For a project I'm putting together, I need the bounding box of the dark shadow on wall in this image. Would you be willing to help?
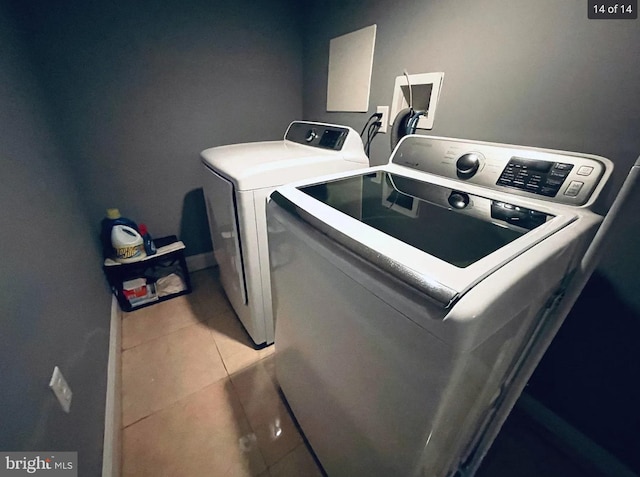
[180,188,213,257]
[527,271,640,473]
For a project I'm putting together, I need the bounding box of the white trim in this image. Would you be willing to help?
[517,392,637,477]
[186,251,216,272]
[102,296,121,477]
[390,72,444,130]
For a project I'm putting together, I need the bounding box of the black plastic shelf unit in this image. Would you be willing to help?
[103,235,192,312]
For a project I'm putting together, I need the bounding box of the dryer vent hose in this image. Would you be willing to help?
[390,108,425,150]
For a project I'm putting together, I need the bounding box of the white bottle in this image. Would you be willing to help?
[111,225,146,263]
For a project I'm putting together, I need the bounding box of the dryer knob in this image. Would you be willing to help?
[456,153,483,179]
[448,191,470,209]
[305,128,318,143]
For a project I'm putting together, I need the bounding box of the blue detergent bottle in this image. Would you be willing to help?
[100,208,139,259]
[138,223,157,256]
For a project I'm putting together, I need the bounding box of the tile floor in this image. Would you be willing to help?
[121,268,323,477]
[121,267,606,477]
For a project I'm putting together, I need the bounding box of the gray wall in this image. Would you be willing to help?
[299,0,640,470]
[9,0,303,256]
[1,0,303,471]
[302,0,640,204]
[0,6,110,474]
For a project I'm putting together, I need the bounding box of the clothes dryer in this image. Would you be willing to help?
[201,121,369,345]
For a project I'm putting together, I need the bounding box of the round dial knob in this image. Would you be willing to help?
[305,128,318,143]
[448,191,470,209]
[456,153,483,179]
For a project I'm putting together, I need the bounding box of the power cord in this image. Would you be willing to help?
[360,112,382,137]
[360,112,383,158]
[365,120,381,157]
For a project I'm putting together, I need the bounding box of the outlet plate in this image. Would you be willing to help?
[49,366,72,413]
[376,106,389,134]
[390,72,444,130]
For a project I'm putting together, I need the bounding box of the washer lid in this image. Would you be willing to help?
[271,168,582,307]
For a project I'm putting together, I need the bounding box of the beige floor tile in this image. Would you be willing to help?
[209,310,257,358]
[122,268,322,477]
[252,409,302,467]
[228,358,304,468]
[191,278,235,320]
[122,294,202,350]
[189,267,222,290]
[122,379,266,477]
[259,345,275,361]
[259,350,278,387]
[223,346,263,375]
[122,321,226,426]
[268,443,324,477]
[220,343,274,375]
[230,359,286,430]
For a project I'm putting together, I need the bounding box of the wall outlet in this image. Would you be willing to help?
[49,366,72,413]
[376,105,389,134]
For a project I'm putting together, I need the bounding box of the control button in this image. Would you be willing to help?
[553,162,573,171]
[545,177,563,187]
[305,128,318,143]
[456,153,483,179]
[540,186,558,197]
[448,191,470,209]
[577,166,594,176]
[564,181,584,197]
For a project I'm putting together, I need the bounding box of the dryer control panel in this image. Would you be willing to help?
[285,122,349,151]
[391,135,612,207]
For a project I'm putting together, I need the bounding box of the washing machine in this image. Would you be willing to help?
[266,134,636,476]
[200,121,369,346]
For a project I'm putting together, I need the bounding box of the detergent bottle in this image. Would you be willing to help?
[100,208,139,259]
[111,225,146,263]
[138,223,157,256]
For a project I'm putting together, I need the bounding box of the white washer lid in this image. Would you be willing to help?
[201,140,358,191]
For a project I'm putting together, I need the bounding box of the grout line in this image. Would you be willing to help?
[121,377,231,430]
[120,320,200,352]
[121,270,290,475]
[120,306,232,352]
[120,314,232,429]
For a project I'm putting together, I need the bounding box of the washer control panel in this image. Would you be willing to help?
[391,135,611,206]
[496,157,576,197]
[285,122,349,150]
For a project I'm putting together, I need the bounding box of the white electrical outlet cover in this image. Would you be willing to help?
[49,366,72,413]
[377,105,389,134]
[390,72,444,130]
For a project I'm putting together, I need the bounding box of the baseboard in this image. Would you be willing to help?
[186,251,216,272]
[517,392,638,477]
[102,296,122,477]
